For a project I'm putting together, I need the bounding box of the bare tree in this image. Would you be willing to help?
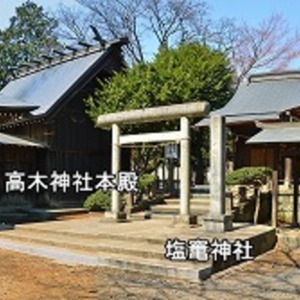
[229,14,300,84]
[56,0,209,63]
[57,0,148,62]
[55,1,300,83]
[144,0,207,46]
[55,3,96,42]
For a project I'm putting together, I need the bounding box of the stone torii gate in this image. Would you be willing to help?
[97,102,209,224]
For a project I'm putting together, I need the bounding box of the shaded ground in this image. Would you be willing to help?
[0,241,300,300]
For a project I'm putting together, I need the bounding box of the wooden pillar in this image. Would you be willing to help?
[291,155,299,228]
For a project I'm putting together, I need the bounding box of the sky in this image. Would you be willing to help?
[2,0,300,29]
[1,0,300,66]
[209,0,300,27]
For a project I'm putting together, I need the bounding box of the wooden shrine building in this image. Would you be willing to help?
[196,71,300,180]
[0,38,128,207]
[196,71,300,227]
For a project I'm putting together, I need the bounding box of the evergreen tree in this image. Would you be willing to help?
[0,0,60,87]
[87,43,234,182]
[87,43,233,122]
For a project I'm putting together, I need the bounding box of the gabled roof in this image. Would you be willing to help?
[195,71,300,126]
[0,39,127,119]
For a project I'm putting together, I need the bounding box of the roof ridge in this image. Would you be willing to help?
[249,70,300,83]
[9,38,128,81]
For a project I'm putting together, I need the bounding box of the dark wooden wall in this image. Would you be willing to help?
[0,47,129,207]
[0,145,45,205]
[230,122,280,175]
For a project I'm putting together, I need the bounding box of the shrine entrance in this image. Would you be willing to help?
[96,102,209,224]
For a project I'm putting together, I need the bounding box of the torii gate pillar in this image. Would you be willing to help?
[104,123,127,220]
[203,115,233,232]
[177,116,196,224]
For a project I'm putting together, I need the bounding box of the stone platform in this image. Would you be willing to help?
[0,214,277,281]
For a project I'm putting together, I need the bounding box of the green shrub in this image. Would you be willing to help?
[136,173,158,201]
[226,167,272,186]
[83,190,111,211]
[138,173,157,190]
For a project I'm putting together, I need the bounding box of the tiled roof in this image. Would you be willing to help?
[195,71,300,126]
[0,39,126,117]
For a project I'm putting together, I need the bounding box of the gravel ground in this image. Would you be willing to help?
[0,242,299,300]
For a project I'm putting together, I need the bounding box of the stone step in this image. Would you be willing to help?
[190,185,210,194]
[150,213,178,220]
[0,230,164,260]
[150,213,205,226]
[191,194,210,199]
[0,238,211,281]
[10,225,166,245]
[190,194,210,199]
[164,199,210,206]
[0,219,277,281]
[151,204,208,215]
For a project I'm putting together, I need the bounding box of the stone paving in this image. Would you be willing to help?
[9,214,273,241]
[0,214,277,281]
[1,246,300,299]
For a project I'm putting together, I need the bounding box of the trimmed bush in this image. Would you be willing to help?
[136,173,157,201]
[83,190,111,211]
[138,173,157,190]
[226,167,272,186]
